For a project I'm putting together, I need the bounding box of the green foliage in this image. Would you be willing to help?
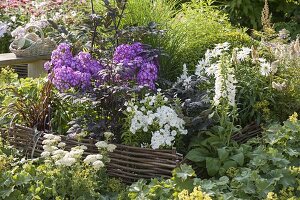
[127,164,212,200]
[106,0,252,81]
[0,73,51,131]
[127,115,300,199]
[121,0,177,29]
[0,161,104,199]
[163,1,252,80]
[186,134,250,177]
[0,35,11,54]
[49,92,98,135]
[0,137,122,199]
[219,0,300,36]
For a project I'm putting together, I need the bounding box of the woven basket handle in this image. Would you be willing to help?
[25,25,45,42]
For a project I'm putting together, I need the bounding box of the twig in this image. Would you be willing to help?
[90,0,97,54]
[114,0,128,47]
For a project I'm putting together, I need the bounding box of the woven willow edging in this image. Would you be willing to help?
[1,124,183,183]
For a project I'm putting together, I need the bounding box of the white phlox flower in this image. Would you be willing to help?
[126,93,187,149]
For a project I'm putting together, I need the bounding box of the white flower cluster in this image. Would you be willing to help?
[195,42,231,76]
[41,134,109,170]
[126,93,187,149]
[176,64,192,89]
[236,47,252,62]
[213,62,237,106]
[0,22,8,38]
[195,42,237,106]
[95,140,117,152]
[83,154,104,170]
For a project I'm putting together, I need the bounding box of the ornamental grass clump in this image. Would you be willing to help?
[123,91,187,149]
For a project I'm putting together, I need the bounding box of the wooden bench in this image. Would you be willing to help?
[0,53,50,78]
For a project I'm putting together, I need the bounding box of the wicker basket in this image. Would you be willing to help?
[1,124,183,183]
[9,25,56,57]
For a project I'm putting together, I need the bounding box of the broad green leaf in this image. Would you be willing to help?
[206,157,221,176]
[185,148,210,162]
[223,160,237,170]
[230,153,244,166]
[217,147,229,162]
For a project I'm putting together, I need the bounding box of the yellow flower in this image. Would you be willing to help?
[289,112,298,123]
[178,189,189,200]
[177,186,212,200]
[266,192,278,200]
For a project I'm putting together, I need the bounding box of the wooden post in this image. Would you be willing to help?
[28,60,47,78]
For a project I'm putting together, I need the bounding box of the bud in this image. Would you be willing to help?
[231,48,238,64]
[272,81,286,91]
[270,60,279,75]
[293,37,300,55]
[251,45,258,64]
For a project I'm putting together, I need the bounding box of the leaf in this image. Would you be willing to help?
[173,164,196,180]
[217,176,230,186]
[217,147,229,162]
[0,186,15,199]
[230,153,244,166]
[223,160,237,170]
[185,148,210,162]
[206,157,221,176]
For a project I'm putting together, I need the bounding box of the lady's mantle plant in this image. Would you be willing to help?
[0,131,117,199]
[123,91,187,149]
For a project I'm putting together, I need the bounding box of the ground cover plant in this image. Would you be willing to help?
[0,0,299,199]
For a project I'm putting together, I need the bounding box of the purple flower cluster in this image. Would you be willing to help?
[46,42,159,91]
[45,43,103,91]
[113,42,158,89]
